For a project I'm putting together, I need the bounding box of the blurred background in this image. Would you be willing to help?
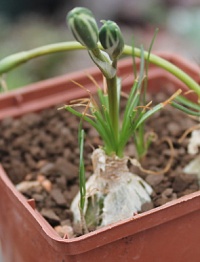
[0,0,200,90]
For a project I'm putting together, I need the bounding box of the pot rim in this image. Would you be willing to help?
[0,52,199,120]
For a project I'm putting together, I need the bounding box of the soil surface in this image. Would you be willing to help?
[0,93,199,238]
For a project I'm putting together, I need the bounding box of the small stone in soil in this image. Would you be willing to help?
[146,174,164,187]
[141,201,154,212]
[178,188,197,197]
[55,158,78,180]
[63,185,79,202]
[50,188,67,206]
[41,179,52,192]
[55,176,67,190]
[41,208,60,223]
[61,219,72,227]
[6,160,28,184]
[16,181,41,193]
[189,183,199,190]
[32,193,44,202]
[172,173,195,192]
[39,159,78,181]
[63,210,74,221]
[36,160,48,169]
[54,225,74,238]
[167,122,180,136]
[40,162,55,175]
[161,188,173,198]
[154,197,170,206]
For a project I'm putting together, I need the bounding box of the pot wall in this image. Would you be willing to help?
[0,53,199,120]
[1,54,200,262]
[1,163,200,262]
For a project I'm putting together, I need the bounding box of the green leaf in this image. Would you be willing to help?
[78,125,86,210]
[171,101,200,116]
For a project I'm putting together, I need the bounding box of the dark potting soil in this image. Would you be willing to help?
[0,93,199,237]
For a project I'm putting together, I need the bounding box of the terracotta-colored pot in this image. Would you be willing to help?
[1,54,200,262]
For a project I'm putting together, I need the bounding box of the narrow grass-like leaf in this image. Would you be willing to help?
[171,101,200,116]
[173,95,200,111]
[144,28,159,92]
[64,106,114,152]
[120,46,145,136]
[118,46,146,156]
[118,90,140,154]
[135,103,163,129]
[133,46,146,157]
[78,124,86,210]
[92,106,117,152]
[131,37,137,79]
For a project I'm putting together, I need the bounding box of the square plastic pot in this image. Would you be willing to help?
[1,54,200,262]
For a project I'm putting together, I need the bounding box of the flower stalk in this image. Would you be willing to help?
[106,76,119,151]
[0,43,199,96]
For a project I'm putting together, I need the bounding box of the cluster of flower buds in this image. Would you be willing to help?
[67,7,124,61]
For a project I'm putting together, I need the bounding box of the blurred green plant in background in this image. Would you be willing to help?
[0,15,75,90]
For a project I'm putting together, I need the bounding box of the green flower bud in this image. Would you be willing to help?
[99,20,124,60]
[67,7,99,50]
